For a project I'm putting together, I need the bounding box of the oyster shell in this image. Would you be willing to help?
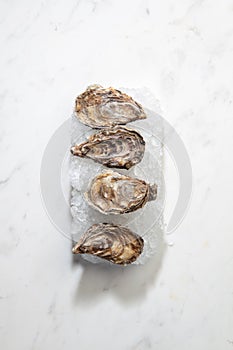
[70,126,145,169]
[85,171,157,214]
[72,223,144,265]
[75,85,147,128]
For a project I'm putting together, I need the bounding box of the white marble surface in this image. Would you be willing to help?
[0,1,233,349]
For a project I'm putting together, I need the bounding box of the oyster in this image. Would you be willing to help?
[70,126,145,169]
[72,223,144,265]
[75,85,147,128]
[85,171,157,214]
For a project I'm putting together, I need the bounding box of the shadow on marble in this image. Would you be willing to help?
[71,231,166,307]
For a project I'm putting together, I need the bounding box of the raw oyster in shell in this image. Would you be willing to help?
[70,126,145,169]
[75,85,147,128]
[85,171,157,215]
[72,223,144,265]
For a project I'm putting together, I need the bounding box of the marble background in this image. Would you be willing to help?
[0,0,233,349]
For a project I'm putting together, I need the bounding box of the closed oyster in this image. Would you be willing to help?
[72,223,144,265]
[85,171,157,214]
[70,126,145,169]
[75,85,147,128]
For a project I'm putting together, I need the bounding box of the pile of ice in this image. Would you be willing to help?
[70,88,164,265]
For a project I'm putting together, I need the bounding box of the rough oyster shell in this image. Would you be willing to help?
[72,223,144,265]
[70,126,145,169]
[75,85,147,128]
[85,171,157,215]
